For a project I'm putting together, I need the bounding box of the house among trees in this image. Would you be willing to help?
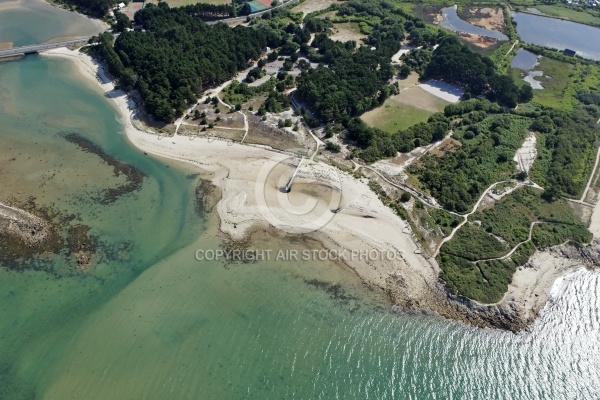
[563,48,577,57]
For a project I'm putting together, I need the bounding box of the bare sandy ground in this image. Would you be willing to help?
[329,22,366,44]
[466,7,505,33]
[590,204,600,238]
[391,44,416,64]
[418,80,463,103]
[514,131,537,173]
[0,41,13,50]
[42,46,600,330]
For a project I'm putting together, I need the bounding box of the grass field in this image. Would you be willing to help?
[361,86,449,133]
[519,56,600,110]
[528,57,574,109]
[527,4,600,26]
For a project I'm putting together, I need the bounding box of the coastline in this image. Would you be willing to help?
[42,46,600,331]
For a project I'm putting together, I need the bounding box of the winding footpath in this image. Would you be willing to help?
[474,221,543,263]
[580,128,600,202]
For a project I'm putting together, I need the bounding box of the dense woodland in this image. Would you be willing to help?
[423,36,533,108]
[92,2,280,121]
[296,0,430,123]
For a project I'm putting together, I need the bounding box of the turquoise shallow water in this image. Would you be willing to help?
[0,6,599,400]
[0,0,104,47]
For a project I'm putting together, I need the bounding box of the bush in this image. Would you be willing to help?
[325,141,341,152]
[400,192,412,202]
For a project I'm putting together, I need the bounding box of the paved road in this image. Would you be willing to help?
[0,38,90,59]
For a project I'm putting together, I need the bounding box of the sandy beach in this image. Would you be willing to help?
[43,47,600,330]
[0,0,22,11]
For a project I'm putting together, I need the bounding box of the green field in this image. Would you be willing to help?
[362,103,434,133]
[529,57,574,109]
[527,4,600,26]
[517,56,600,110]
[361,87,449,133]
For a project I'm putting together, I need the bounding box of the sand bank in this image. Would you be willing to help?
[43,46,600,331]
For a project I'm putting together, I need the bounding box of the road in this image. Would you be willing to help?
[0,38,90,59]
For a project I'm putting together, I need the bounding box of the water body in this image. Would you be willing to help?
[439,5,509,41]
[0,0,104,48]
[512,11,600,61]
[511,48,538,71]
[0,4,599,400]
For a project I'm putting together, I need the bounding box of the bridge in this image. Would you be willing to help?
[0,38,91,59]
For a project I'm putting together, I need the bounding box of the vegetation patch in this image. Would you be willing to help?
[409,114,530,212]
[439,187,592,303]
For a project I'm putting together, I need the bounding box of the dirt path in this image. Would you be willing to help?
[475,221,542,263]
[434,180,521,256]
[363,166,448,212]
[580,145,600,202]
[503,40,519,59]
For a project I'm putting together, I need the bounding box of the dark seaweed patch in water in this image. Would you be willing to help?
[195,179,220,215]
[304,279,359,303]
[63,133,146,204]
[66,225,97,269]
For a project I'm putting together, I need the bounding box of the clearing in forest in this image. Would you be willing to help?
[329,22,367,44]
[292,0,338,16]
[361,86,449,133]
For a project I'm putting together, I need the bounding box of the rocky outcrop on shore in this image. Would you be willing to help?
[548,239,600,266]
[0,202,50,246]
[388,240,600,332]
